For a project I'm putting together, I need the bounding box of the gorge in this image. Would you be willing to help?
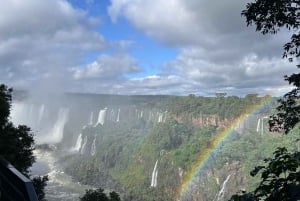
[10,92,299,201]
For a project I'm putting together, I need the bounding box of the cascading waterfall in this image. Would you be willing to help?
[158,113,163,123]
[95,108,107,126]
[214,174,231,201]
[80,136,87,155]
[11,102,70,144]
[38,108,69,144]
[116,108,120,122]
[71,133,82,152]
[140,111,143,118]
[90,135,96,156]
[150,160,158,187]
[256,118,261,133]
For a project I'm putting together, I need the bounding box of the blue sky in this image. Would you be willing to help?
[0,0,296,96]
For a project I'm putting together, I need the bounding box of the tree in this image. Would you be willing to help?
[241,0,300,134]
[229,1,300,200]
[0,84,47,200]
[79,188,121,201]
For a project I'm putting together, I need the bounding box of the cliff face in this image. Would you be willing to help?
[171,113,232,128]
[12,93,280,201]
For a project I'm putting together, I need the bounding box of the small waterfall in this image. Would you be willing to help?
[150,160,158,187]
[90,135,96,156]
[89,111,94,125]
[71,133,82,152]
[80,136,87,155]
[256,118,261,133]
[95,108,107,126]
[116,108,120,122]
[158,113,163,123]
[214,174,231,201]
[140,111,143,118]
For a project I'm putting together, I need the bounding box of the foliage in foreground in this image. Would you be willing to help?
[230,147,300,201]
[0,84,48,200]
[230,0,300,200]
[80,188,121,201]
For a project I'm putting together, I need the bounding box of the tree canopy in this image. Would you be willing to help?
[242,0,300,134]
[79,188,121,201]
[229,1,300,200]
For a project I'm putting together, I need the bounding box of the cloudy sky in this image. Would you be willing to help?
[0,0,296,96]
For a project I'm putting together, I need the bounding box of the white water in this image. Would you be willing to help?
[71,133,82,152]
[90,136,96,156]
[31,149,90,201]
[150,160,158,187]
[80,136,88,155]
[37,108,69,144]
[158,113,163,123]
[214,174,231,201]
[116,108,120,122]
[95,108,107,126]
[256,118,261,133]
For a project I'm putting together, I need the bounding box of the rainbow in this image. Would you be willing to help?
[178,96,272,200]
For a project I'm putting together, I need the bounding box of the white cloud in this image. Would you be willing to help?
[106,0,295,96]
[0,0,105,91]
[72,54,141,80]
[163,48,296,95]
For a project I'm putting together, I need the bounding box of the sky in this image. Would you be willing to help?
[0,0,297,96]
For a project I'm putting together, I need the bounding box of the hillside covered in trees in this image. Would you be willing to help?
[10,91,298,201]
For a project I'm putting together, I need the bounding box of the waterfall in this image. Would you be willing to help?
[40,108,69,144]
[116,108,120,122]
[158,113,163,123]
[256,118,261,133]
[150,160,158,187]
[95,108,107,126]
[140,111,143,118]
[38,104,45,125]
[214,174,231,201]
[90,135,96,156]
[80,136,88,155]
[71,133,82,152]
[89,111,94,125]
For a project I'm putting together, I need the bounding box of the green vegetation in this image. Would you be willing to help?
[63,94,288,201]
[229,0,300,200]
[80,188,121,201]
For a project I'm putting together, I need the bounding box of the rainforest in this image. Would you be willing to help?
[10,92,300,201]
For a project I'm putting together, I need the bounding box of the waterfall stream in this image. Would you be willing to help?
[214,174,231,201]
[150,160,158,187]
[90,135,96,156]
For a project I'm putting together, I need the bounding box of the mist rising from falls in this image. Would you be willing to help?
[38,108,69,144]
[89,112,94,125]
[150,160,158,187]
[11,102,70,144]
